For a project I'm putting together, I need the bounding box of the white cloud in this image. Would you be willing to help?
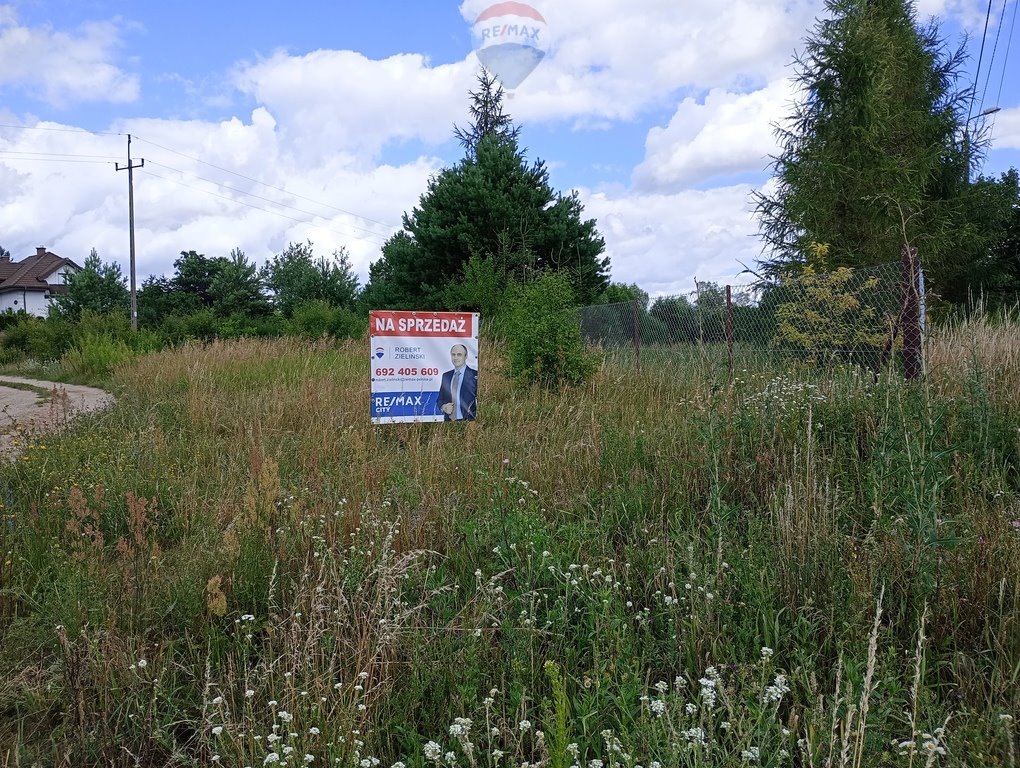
[0,7,138,106]
[0,113,436,281]
[991,106,1020,150]
[633,79,797,191]
[459,0,818,123]
[232,50,475,163]
[1,0,1015,301]
[581,185,761,296]
[914,0,989,27]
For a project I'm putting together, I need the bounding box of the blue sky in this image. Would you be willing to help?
[1,0,1018,297]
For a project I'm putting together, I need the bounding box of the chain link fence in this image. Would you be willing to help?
[579,256,927,378]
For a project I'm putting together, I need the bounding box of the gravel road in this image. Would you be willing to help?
[0,376,114,459]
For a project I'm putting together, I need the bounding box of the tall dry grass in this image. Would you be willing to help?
[1,324,1018,765]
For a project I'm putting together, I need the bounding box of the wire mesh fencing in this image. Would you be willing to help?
[579,256,928,378]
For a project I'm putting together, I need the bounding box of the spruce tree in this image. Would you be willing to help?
[453,70,521,156]
[365,73,608,309]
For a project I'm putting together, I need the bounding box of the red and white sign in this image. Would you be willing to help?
[369,310,480,424]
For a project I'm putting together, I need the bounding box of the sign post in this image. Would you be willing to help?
[369,310,480,424]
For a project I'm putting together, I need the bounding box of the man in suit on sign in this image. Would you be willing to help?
[437,343,477,421]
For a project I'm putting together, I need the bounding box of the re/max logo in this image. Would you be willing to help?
[480,24,541,42]
[374,395,425,411]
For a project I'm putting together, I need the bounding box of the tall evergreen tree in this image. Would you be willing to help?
[365,76,608,310]
[754,0,978,296]
[453,70,520,156]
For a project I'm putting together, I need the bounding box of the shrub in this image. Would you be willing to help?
[0,314,74,361]
[61,333,134,378]
[75,310,132,344]
[0,309,26,331]
[180,309,219,342]
[503,272,597,387]
[288,299,337,339]
[288,301,366,340]
[127,328,165,354]
[217,312,261,340]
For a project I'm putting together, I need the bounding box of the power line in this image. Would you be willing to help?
[137,167,388,247]
[0,122,118,136]
[131,134,399,234]
[0,150,120,161]
[0,155,113,165]
[978,0,1010,116]
[994,0,1019,110]
[969,0,996,123]
[146,159,393,243]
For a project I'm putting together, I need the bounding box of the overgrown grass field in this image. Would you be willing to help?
[1,317,1018,767]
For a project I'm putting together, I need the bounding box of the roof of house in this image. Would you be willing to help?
[0,247,81,293]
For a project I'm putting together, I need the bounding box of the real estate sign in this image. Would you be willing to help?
[369,310,480,424]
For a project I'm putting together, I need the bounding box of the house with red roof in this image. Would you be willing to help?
[0,247,81,317]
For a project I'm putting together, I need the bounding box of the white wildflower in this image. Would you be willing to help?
[762,673,790,706]
[449,718,472,738]
[683,727,706,745]
[423,741,443,761]
[699,676,717,710]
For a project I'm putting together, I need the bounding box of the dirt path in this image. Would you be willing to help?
[0,376,115,460]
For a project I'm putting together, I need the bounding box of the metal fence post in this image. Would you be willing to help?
[901,245,923,379]
[631,298,641,372]
[725,284,734,379]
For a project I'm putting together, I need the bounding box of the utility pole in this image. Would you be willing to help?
[964,106,1001,181]
[116,134,144,330]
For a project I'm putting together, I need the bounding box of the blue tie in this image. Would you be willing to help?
[452,369,461,419]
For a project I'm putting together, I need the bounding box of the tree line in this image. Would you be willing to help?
[4,0,1020,370]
